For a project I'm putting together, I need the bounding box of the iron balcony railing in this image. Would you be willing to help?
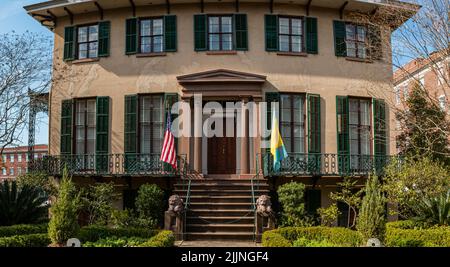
[261,152,397,177]
[32,153,187,177]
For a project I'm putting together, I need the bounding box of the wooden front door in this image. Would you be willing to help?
[208,117,236,174]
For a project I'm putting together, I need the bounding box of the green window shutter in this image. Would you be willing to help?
[265,14,278,51]
[125,18,138,55]
[373,99,387,156]
[333,21,347,57]
[368,25,382,60]
[164,15,177,52]
[60,100,73,155]
[336,96,349,174]
[124,95,138,172]
[306,189,321,217]
[96,97,110,172]
[234,14,248,51]
[306,17,318,54]
[63,26,76,61]
[194,14,207,51]
[308,94,321,154]
[98,21,111,57]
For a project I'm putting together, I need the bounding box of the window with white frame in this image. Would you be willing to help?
[77,25,99,59]
[395,87,401,105]
[9,168,14,176]
[403,85,409,100]
[18,154,22,163]
[18,167,22,175]
[9,154,14,163]
[140,18,164,53]
[345,24,367,59]
[1,168,6,176]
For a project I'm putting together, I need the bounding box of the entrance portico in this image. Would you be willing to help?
[177,69,266,177]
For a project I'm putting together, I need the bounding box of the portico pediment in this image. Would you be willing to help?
[177,69,266,84]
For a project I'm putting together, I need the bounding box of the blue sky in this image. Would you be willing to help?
[0,0,51,146]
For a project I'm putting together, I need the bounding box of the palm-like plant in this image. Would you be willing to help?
[414,189,450,226]
[0,180,49,226]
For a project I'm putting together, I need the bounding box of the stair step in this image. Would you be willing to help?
[185,232,254,241]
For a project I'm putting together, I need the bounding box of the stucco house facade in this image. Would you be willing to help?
[26,0,418,240]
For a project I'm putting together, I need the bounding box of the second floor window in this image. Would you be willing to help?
[345,24,367,59]
[139,95,164,154]
[9,168,14,176]
[75,99,96,155]
[208,16,233,51]
[10,155,14,163]
[140,18,164,53]
[278,17,303,53]
[349,98,371,157]
[280,94,306,153]
[78,25,99,59]
[1,168,5,176]
[18,154,22,162]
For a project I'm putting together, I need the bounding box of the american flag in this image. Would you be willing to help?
[160,112,177,169]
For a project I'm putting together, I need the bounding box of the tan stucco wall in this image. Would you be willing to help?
[49,3,396,157]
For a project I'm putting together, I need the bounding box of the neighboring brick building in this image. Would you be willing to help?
[0,145,48,182]
[393,51,450,111]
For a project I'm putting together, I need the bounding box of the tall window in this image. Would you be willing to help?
[140,18,163,53]
[280,94,306,153]
[77,25,98,59]
[139,95,164,154]
[349,99,371,158]
[75,99,96,155]
[9,168,14,176]
[279,17,303,53]
[345,24,366,59]
[10,154,14,163]
[208,16,233,51]
[1,168,6,176]
[18,154,22,163]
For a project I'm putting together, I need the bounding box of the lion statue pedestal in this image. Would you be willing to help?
[255,195,276,243]
[164,195,185,241]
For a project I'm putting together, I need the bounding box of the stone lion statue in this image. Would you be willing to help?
[167,195,184,214]
[256,195,273,216]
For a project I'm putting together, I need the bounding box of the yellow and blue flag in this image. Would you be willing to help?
[270,109,288,172]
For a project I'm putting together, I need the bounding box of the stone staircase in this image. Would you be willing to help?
[173,175,269,241]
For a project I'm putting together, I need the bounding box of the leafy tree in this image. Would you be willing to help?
[0,180,48,226]
[17,171,58,198]
[277,182,312,227]
[135,184,164,228]
[383,157,450,219]
[48,168,80,245]
[317,204,341,227]
[81,182,117,225]
[330,177,364,228]
[357,175,386,241]
[396,84,450,165]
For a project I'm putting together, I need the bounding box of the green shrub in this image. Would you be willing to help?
[0,180,49,226]
[386,226,450,247]
[48,168,80,245]
[292,237,339,247]
[83,236,148,247]
[317,204,340,227]
[77,225,158,243]
[80,182,117,226]
[261,231,292,247]
[135,184,165,228]
[386,220,427,230]
[262,227,363,247]
[0,224,47,238]
[357,175,386,241]
[0,233,50,247]
[139,230,175,247]
[277,182,311,227]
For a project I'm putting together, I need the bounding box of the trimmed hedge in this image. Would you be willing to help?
[0,233,50,247]
[77,225,159,243]
[139,230,175,247]
[262,227,363,247]
[0,224,48,238]
[386,226,450,247]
